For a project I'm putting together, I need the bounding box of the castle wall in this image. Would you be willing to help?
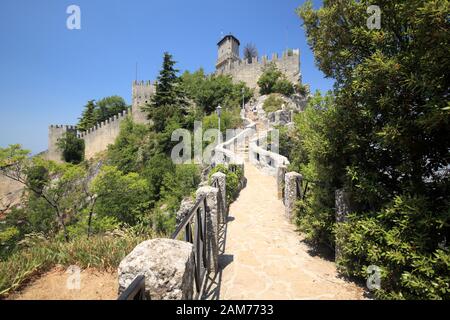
[216,49,301,90]
[79,109,130,160]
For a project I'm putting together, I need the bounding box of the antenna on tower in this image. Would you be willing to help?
[285,27,288,50]
[135,62,138,81]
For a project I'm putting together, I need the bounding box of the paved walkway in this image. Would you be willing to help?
[219,161,365,300]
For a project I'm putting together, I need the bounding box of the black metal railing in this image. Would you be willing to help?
[171,194,209,297]
[211,176,227,223]
[118,175,228,300]
[117,275,147,300]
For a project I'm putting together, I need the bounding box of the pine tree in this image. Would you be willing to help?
[143,52,186,132]
[77,100,96,131]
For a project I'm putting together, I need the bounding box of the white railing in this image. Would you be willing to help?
[213,113,257,166]
[249,129,290,176]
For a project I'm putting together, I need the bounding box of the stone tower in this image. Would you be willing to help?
[47,125,77,162]
[131,80,155,124]
[216,34,241,73]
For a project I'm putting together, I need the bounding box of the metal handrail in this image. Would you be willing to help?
[171,194,209,296]
[119,175,228,300]
[117,275,147,300]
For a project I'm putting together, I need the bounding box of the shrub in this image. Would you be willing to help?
[90,166,151,225]
[336,195,450,300]
[263,94,284,113]
[56,132,84,164]
[257,62,295,97]
[181,70,253,114]
[107,117,154,173]
[208,164,242,203]
[273,78,295,96]
[258,63,283,95]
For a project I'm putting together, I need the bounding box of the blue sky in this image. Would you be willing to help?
[0,0,332,153]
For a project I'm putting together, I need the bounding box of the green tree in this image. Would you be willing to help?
[107,117,156,173]
[57,132,85,164]
[143,52,187,132]
[181,70,253,114]
[295,0,450,299]
[94,96,128,123]
[77,96,128,132]
[90,166,150,225]
[257,62,294,96]
[257,62,282,95]
[0,146,87,241]
[77,100,96,131]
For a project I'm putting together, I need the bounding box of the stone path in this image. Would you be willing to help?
[219,161,365,300]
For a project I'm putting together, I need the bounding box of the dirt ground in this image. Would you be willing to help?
[8,267,118,300]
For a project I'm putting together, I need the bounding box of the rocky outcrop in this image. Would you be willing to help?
[118,239,195,300]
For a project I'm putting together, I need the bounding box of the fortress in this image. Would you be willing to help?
[46,35,301,162]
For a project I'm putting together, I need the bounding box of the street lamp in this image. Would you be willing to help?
[241,87,245,110]
[216,105,222,144]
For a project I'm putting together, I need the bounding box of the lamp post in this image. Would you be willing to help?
[216,105,222,144]
[241,87,245,110]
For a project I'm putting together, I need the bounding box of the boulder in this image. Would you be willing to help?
[118,239,195,300]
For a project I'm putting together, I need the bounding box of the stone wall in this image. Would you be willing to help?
[216,49,301,90]
[78,109,131,160]
[47,84,152,161]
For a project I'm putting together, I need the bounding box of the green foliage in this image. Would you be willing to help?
[77,96,128,131]
[208,164,242,203]
[294,0,450,299]
[77,100,97,132]
[25,165,49,195]
[160,164,200,211]
[143,52,187,132]
[257,62,295,96]
[56,131,85,164]
[181,69,253,114]
[107,117,155,173]
[95,96,128,123]
[90,166,151,225]
[67,213,121,239]
[0,227,20,259]
[273,78,295,96]
[202,108,243,134]
[336,195,450,300]
[263,94,284,113]
[294,83,309,96]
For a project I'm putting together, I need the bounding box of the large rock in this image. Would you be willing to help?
[118,239,195,300]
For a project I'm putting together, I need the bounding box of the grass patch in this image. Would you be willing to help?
[0,233,145,297]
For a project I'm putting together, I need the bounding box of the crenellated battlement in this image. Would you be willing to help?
[49,124,77,130]
[218,49,300,73]
[77,108,131,139]
[216,48,301,90]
